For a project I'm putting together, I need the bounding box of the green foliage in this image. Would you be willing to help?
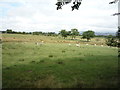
[32,31,58,36]
[67,31,72,36]
[4,29,32,34]
[82,30,95,41]
[116,26,120,39]
[71,28,79,39]
[105,35,118,47]
[116,27,120,57]
[33,32,42,35]
[6,29,13,33]
[59,29,68,39]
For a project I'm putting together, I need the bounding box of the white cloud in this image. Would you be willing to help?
[0,0,118,33]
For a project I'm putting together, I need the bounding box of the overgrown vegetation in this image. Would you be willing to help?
[105,35,118,47]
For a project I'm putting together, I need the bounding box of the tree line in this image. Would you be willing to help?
[2,29,58,36]
[1,28,119,47]
[59,29,95,41]
[2,29,95,41]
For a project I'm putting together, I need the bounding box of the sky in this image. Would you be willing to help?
[0,0,119,33]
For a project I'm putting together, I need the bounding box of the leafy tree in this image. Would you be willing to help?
[105,35,118,47]
[71,28,79,39]
[33,32,42,35]
[23,32,26,34]
[67,31,72,36]
[59,29,68,39]
[47,32,57,36]
[6,29,13,33]
[82,30,95,41]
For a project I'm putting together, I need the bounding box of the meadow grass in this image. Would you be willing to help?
[2,34,118,88]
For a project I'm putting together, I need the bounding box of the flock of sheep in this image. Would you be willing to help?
[34,41,112,48]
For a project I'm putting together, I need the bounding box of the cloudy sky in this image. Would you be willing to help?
[0,0,119,33]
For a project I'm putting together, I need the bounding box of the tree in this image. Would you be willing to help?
[6,29,13,34]
[23,32,26,34]
[109,0,119,4]
[55,0,82,11]
[71,28,79,39]
[67,31,72,36]
[105,35,118,47]
[109,0,120,57]
[59,29,68,39]
[82,30,95,41]
[33,32,42,35]
[109,0,120,16]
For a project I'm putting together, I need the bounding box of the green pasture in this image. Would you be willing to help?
[2,34,118,88]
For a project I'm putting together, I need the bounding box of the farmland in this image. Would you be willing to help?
[2,34,118,88]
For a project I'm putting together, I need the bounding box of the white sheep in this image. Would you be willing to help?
[101,45,103,47]
[76,44,80,47]
[68,43,71,46]
[86,44,89,45]
[36,41,44,46]
[94,44,96,46]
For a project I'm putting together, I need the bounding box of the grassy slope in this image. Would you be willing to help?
[2,34,118,88]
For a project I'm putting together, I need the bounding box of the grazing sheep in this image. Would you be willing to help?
[76,44,80,47]
[41,41,44,43]
[94,44,96,46]
[86,44,89,45]
[107,46,110,48]
[101,45,103,47]
[68,43,71,46]
[24,42,27,44]
[36,41,44,46]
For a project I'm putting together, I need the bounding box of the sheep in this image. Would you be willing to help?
[107,46,110,48]
[101,45,103,47]
[23,42,27,44]
[36,41,44,46]
[76,44,80,47]
[41,41,44,43]
[94,44,96,46]
[68,43,71,46]
[86,44,89,45]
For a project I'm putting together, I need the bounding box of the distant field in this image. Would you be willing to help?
[2,34,106,45]
[2,34,118,88]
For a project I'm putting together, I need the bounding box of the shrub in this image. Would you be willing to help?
[19,59,24,61]
[62,50,65,53]
[49,55,53,58]
[40,60,45,63]
[30,61,36,63]
[56,60,64,65]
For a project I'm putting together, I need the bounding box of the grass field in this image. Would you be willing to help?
[2,34,118,88]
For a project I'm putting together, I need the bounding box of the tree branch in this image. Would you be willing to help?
[109,0,119,4]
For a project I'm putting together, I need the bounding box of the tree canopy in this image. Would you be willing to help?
[59,29,68,39]
[71,28,79,39]
[82,30,95,41]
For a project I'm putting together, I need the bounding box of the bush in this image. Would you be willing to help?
[62,50,66,53]
[56,61,64,64]
[49,55,53,58]
[105,36,118,47]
